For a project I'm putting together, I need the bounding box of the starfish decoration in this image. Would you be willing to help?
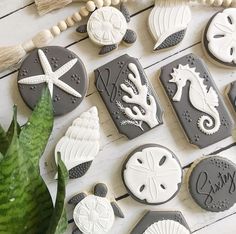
[18,49,82,98]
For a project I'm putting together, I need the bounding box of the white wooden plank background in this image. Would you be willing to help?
[0,1,236,234]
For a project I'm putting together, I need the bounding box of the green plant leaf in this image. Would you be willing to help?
[0,124,7,155]
[0,90,55,234]
[46,154,68,234]
[19,88,53,169]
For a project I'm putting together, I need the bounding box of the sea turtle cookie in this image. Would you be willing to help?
[203,8,236,68]
[160,53,234,149]
[122,144,183,205]
[76,3,136,55]
[149,0,191,51]
[95,54,163,140]
[68,183,124,234]
[188,156,236,212]
[131,211,191,234]
[55,107,100,179]
[227,81,236,112]
[17,46,88,116]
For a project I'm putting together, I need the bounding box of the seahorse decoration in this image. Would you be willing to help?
[169,64,221,135]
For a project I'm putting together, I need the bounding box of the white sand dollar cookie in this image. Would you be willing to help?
[203,8,236,68]
[76,4,137,55]
[122,144,183,205]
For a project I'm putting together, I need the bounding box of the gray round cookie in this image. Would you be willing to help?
[18,46,88,116]
[122,144,183,205]
[203,9,236,68]
[188,156,236,212]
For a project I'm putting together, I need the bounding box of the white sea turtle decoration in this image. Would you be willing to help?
[77,4,137,55]
[69,183,124,234]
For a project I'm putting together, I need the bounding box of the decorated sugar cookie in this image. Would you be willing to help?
[77,4,136,55]
[131,211,191,234]
[17,46,87,116]
[203,8,236,68]
[227,81,236,112]
[148,0,191,51]
[95,54,163,140]
[188,156,236,212]
[122,144,183,205]
[160,53,234,148]
[69,183,124,234]
[55,107,100,179]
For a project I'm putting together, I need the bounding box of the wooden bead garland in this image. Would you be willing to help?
[1,0,236,73]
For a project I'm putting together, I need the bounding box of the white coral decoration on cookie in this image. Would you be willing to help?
[120,63,159,128]
[18,49,81,98]
[73,195,114,234]
[207,8,236,64]
[144,220,190,234]
[55,107,100,172]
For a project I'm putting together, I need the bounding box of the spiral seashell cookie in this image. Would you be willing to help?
[55,106,100,179]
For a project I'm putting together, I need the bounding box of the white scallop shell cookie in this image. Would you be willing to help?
[122,144,183,205]
[204,8,236,68]
[144,220,190,234]
[55,106,100,179]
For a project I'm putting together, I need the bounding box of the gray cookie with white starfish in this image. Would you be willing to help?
[76,3,137,55]
[17,46,88,116]
[69,183,124,234]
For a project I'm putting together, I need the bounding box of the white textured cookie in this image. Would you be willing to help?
[122,144,183,205]
[203,8,236,69]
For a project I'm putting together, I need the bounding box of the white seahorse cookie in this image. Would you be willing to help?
[170,64,220,135]
[160,53,234,148]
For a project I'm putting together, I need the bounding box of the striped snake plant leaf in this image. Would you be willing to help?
[19,87,54,170]
[0,89,55,234]
[46,154,69,234]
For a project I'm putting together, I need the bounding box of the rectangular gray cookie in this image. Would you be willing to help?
[95,54,163,140]
[160,53,234,149]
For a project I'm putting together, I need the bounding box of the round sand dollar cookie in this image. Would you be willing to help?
[17,46,88,116]
[203,8,236,68]
[122,144,183,205]
[188,156,236,212]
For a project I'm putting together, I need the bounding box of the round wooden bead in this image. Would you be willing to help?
[94,0,104,8]
[86,1,96,12]
[58,21,67,31]
[80,6,89,17]
[51,26,61,36]
[103,0,112,5]
[72,12,82,22]
[66,17,75,27]
[213,0,223,5]
[111,0,120,5]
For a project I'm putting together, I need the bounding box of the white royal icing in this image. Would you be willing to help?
[148,0,191,50]
[87,6,127,46]
[206,8,236,64]
[123,146,182,204]
[73,195,114,234]
[18,49,81,98]
[55,106,100,172]
[118,63,159,129]
[170,64,221,135]
[143,220,190,234]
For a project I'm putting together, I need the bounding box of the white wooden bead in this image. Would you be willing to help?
[72,12,82,22]
[58,21,67,31]
[51,26,61,36]
[66,17,74,27]
[103,0,111,5]
[213,0,223,5]
[94,0,104,8]
[111,0,120,5]
[80,6,90,17]
[86,1,96,12]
